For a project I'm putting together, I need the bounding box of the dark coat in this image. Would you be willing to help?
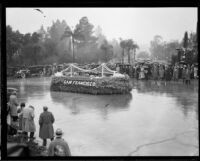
[185,69,191,80]
[164,68,172,81]
[39,111,55,139]
[48,138,71,156]
[153,67,158,80]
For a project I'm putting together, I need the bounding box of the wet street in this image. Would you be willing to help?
[7,77,199,156]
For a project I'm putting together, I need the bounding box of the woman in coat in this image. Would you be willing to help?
[139,66,145,80]
[152,64,159,85]
[39,106,55,146]
[159,65,164,80]
[185,66,191,85]
[182,66,186,84]
[22,105,36,139]
[173,66,179,81]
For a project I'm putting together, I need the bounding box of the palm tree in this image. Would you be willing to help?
[61,26,84,63]
[125,39,139,64]
[100,40,113,62]
[120,39,126,64]
[126,39,133,64]
[132,43,139,64]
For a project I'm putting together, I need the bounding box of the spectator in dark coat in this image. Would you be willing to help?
[178,65,183,79]
[18,102,25,131]
[164,65,172,83]
[39,106,55,146]
[152,64,158,81]
[182,65,186,84]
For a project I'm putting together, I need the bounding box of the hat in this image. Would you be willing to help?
[20,102,25,107]
[55,128,63,136]
[12,91,17,95]
[43,106,48,110]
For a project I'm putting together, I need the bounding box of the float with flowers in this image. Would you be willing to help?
[50,63,132,94]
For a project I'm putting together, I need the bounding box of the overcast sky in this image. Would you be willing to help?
[6,8,197,47]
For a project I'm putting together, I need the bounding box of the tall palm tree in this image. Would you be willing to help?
[125,39,139,64]
[100,40,113,62]
[132,43,139,64]
[126,39,134,64]
[120,39,126,64]
[61,26,84,63]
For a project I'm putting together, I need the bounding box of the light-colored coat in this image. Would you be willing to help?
[39,111,55,139]
[22,107,36,132]
[159,68,164,79]
[9,95,18,116]
[185,68,191,80]
[153,66,158,80]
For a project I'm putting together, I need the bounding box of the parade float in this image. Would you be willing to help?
[50,63,132,94]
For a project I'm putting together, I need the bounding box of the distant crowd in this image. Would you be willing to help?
[8,62,198,85]
[116,63,198,84]
[7,91,71,156]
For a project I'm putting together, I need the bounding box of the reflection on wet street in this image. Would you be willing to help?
[7,77,198,156]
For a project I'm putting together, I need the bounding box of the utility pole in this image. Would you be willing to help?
[72,37,75,63]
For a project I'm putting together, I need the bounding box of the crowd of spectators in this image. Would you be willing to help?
[7,92,71,156]
[117,63,198,84]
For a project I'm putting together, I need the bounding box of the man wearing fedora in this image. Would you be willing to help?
[48,128,71,156]
[39,106,55,146]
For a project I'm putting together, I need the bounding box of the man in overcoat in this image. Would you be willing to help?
[8,91,19,135]
[39,106,55,146]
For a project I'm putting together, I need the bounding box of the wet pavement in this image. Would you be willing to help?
[7,77,199,156]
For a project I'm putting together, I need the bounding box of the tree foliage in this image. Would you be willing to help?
[119,39,139,64]
[183,31,189,49]
[7,16,197,67]
[100,39,113,62]
[150,35,181,61]
[137,51,150,59]
[150,31,197,65]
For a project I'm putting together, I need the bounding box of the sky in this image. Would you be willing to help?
[6,8,198,48]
